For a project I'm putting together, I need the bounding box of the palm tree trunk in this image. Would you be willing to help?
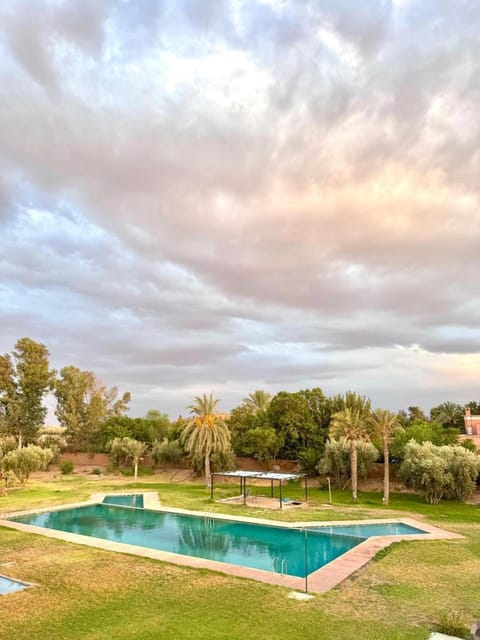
[351,442,358,502]
[383,438,390,505]
[204,452,211,488]
[134,459,138,483]
[18,431,23,449]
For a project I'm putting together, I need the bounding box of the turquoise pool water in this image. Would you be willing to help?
[10,506,427,579]
[102,494,144,508]
[311,522,425,538]
[11,505,361,578]
[0,575,28,595]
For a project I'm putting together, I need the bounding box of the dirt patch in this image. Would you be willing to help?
[218,495,306,510]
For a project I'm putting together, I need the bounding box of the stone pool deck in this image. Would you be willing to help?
[0,493,463,595]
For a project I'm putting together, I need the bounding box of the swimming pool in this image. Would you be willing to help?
[102,494,144,508]
[310,522,425,538]
[9,504,426,579]
[0,574,29,595]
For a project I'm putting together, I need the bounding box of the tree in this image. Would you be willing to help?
[267,391,315,458]
[1,445,53,484]
[152,438,183,468]
[391,420,459,460]
[407,406,428,423]
[55,366,131,451]
[319,439,379,488]
[400,441,480,504]
[368,408,403,505]
[242,390,272,413]
[122,437,147,482]
[98,415,168,451]
[0,338,55,447]
[329,408,372,501]
[109,437,147,482]
[430,402,465,431]
[180,393,231,487]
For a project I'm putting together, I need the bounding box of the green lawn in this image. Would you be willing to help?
[0,473,479,640]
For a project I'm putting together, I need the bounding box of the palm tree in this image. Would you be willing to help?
[368,409,403,505]
[181,393,231,488]
[243,390,272,413]
[330,408,371,501]
[121,437,147,483]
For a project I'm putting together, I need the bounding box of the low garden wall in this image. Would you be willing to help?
[59,452,299,472]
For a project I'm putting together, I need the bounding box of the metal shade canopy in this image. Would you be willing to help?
[210,470,308,509]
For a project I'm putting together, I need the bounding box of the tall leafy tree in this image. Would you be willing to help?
[368,408,403,505]
[181,393,231,487]
[55,365,130,451]
[242,390,272,413]
[267,391,315,457]
[0,338,55,447]
[430,402,465,431]
[329,408,371,501]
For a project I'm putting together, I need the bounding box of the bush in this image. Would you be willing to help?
[297,448,321,476]
[0,436,17,459]
[152,438,183,467]
[1,445,53,484]
[60,460,75,475]
[400,440,480,504]
[318,439,379,488]
[91,467,102,475]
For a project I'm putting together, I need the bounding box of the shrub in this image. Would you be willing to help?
[0,436,17,460]
[1,445,53,484]
[60,460,75,475]
[318,439,379,489]
[152,438,183,467]
[297,448,321,476]
[400,440,480,504]
[91,467,102,475]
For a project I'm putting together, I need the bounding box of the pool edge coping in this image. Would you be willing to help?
[0,492,464,595]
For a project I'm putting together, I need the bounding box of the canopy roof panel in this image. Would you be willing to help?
[212,470,304,481]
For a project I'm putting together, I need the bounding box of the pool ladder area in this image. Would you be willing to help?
[204,517,215,528]
[271,557,288,576]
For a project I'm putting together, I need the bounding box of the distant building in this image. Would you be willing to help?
[464,407,480,436]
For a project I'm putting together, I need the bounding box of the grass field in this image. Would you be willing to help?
[0,472,479,640]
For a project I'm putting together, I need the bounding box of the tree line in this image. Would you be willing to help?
[1,337,479,504]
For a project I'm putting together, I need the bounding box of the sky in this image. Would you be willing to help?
[1,0,480,420]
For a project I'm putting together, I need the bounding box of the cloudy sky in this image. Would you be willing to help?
[1,0,480,419]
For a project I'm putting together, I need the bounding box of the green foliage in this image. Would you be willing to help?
[0,337,55,445]
[242,390,272,413]
[55,365,131,452]
[266,388,331,458]
[391,420,460,460]
[297,447,321,476]
[0,435,17,458]
[109,437,148,481]
[400,440,480,504]
[1,445,53,483]
[151,438,183,467]
[244,426,283,463]
[98,415,169,451]
[459,438,477,452]
[91,467,102,475]
[430,401,465,431]
[60,460,75,475]
[181,393,232,486]
[319,438,379,488]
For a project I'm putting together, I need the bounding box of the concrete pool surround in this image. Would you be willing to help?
[0,492,462,594]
